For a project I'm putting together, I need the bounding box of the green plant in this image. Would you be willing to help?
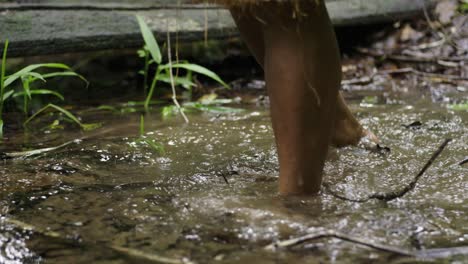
[162,93,244,118]
[460,0,468,13]
[24,104,101,131]
[7,64,87,115]
[135,114,165,154]
[0,40,8,137]
[136,15,229,122]
[0,39,94,136]
[448,101,468,111]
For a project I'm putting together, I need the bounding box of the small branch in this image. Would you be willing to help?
[166,24,189,124]
[111,246,194,264]
[342,68,468,87]
[409,38,445,50]
[1,139,79,160]
[265,229,414,257]
[265,229,468,259]
[324,139,451,203]
[357,48,468,63]
[460,157,468,166]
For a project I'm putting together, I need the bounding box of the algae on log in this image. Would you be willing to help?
[0,0,436,57]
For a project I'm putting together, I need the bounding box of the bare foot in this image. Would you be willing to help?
[358,129,381,150]
[331,93,379,148]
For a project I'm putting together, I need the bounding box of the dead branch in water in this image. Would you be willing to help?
[264,228,468,259]
[323,139,452,203]
[342,67,468,87]
[357,47,468,63]
[265,229,414,256]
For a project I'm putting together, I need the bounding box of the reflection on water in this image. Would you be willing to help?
[0,223,38,264]
[0,101,467,263]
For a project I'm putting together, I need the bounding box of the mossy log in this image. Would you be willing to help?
[0,0,436,57]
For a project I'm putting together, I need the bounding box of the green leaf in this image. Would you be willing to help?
[186,103,244,114]
[3,89,14,101]
[157,74,196,88]
[126,100,163,107]
[361,96,378,105]
[21,77,32,99]
[460,2,468,12]
[4,63,72,88]
[13,89,65,101]
[50,119,64,130]
[0,39,9,121]
[162,105,176,118]
[448,102,468,111]
[143,138,165,154]
[197,93,218,104]
[24,103,101,131]
[161,63,229,89]
[136,15,162,64]
[97,105,119,112]
[22,72,46,82]
[41,71,88,86]
[137,48,147,58]
[0,119,3,138]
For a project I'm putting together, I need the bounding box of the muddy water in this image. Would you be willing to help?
[0,101,467,263]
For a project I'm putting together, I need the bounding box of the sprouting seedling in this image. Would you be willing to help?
[135,15,229,122]
[135,114,165,154]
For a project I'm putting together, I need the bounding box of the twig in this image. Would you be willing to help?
[324,139,452,203]
[383,67,468,81]
[265,229,414,257]
[166,22,189,124]
[459,157,468,166]
[111,246,194,264]
[0,139,80,160]
[341,67,468,87]
[265,229,468,259]
[357,48,468,63]
[409,38,445,50]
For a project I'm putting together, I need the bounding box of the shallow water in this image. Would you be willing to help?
[0,99,467,263]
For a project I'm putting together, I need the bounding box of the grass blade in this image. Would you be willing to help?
[4,63,72,88]
[41,71,88,86]
[21,78,32,99]
[140,115,145,136]
[13,89,65,101]
[3,89,14,101]
[24,104,100,131]
[161,63,229,88]
[0,39,9,131]
[157,74,196,88]
[23,72,46,82]
[136,15,162,64]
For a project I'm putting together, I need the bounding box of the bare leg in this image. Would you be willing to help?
[230,7,367,148]
[233,2,339,194]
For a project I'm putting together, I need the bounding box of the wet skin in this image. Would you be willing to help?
[228,2,366,195]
